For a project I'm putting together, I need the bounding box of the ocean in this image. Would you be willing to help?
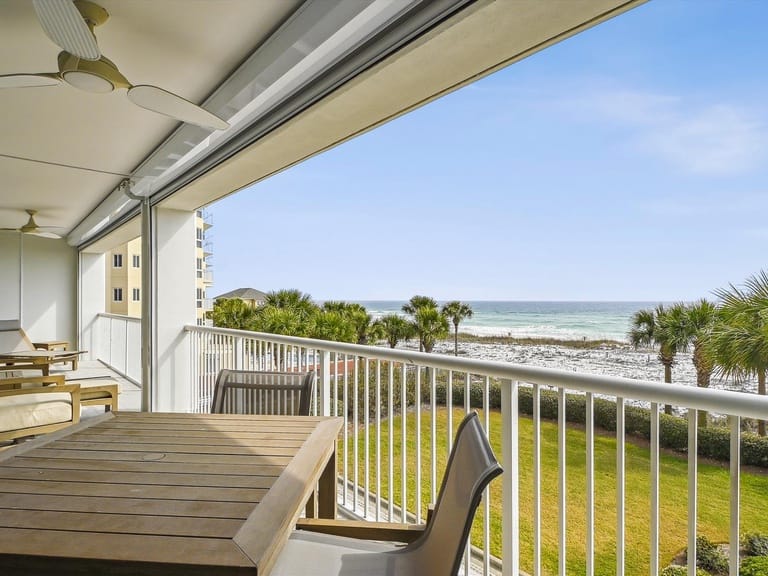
[356,301,657,342]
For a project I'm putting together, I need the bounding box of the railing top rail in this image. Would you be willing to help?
[98,313,142,322]
[186,325,768,420]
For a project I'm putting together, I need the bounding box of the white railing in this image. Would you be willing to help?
[185,325,768,576]
[96,313,141,384]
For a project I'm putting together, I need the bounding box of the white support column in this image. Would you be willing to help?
[79,251,106,361]
[152,207,196,412]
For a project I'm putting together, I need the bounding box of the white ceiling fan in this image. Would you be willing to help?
[0,210,65,239]
[0,0,229,131]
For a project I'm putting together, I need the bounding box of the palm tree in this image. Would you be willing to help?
[265,289,317,321]
[402,295,441,352]
[375,314,411,348]
[628,304,678,415]
[253,306,305,336]
[412,306,449,353]
[709,271,768,435]
[662,300,718,427]
[322,301,373,344]
[209,298,257,330]
[402,295,438,316]
[309,310,357,343]
[441,301,473,356]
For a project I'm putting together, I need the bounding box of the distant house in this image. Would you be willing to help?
[214,287,267,308]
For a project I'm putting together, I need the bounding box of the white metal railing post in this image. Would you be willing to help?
[729,416,741,576]
[502,379,519,576]
[319,349,331,416]
[234,336,244,370]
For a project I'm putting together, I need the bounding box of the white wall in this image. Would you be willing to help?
[0,233,77,344]
[0,232,21,320]
[79,251,106,360]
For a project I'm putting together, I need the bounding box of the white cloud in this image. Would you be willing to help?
[556,83,767,175]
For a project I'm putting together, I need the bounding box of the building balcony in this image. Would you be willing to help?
[112,324,761,576]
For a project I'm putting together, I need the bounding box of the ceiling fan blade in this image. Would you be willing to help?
[27,231,63,239]
[33,0,101,61]
[127,85,229,131]
[0,73,61,88]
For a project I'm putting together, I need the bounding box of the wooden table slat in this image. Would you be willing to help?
[0,467,278,489]
[5,456,285,477]
[0,509,242,538]
[47,440,301,456]
[0,493,254,518]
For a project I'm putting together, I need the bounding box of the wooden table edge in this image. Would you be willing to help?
[233,416,342,574]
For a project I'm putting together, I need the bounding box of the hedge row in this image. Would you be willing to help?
[434,382,768,468]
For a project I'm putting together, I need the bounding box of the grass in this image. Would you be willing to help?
[340,407,768,576]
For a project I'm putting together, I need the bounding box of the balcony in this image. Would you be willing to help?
[127,324,767,576]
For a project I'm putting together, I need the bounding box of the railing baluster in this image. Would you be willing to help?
[430,367,437,506]
[375,359,381,521]
[415,366,422,523]
[353,355,359,514]
[533,383,541,576]
[483,375,490,576]
[400,362,407,523]
[464,371,471,576]
[651,402,660,576]
[730,415,740,576]
[617,396,625,576]
[502,379,520,576]
[343,353,349,507]
[586,392,594,576]
[559,386,566,576]
[688,409,698,576]
[388,359,394,522]
[364,358,370,519]
[447,370,454,451]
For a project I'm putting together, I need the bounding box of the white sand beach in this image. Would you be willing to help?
[421,339,758,396]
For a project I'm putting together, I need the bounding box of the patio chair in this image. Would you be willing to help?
[270,412,503,576]
[210,369,316,416]
[0,319,81,373]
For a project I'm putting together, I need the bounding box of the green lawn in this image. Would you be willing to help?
[340,407,768,576]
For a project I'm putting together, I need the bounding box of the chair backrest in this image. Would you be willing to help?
[402,412,502,575]
[210,369,316,416]
[0,320,32,352]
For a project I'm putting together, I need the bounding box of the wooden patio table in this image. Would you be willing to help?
[0,412,342,575]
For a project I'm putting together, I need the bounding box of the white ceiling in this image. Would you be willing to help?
[0,0,301,233]
[0,0,645,241]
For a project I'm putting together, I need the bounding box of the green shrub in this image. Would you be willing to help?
[690,535,728,575]
[743,532,768,557]
[740,556,768,576]
[660,565,709,576]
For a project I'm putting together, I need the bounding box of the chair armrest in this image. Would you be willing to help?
[295,518,426,544]
[0,374,65,390]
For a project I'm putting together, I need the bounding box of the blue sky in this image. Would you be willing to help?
[210,1,768,302]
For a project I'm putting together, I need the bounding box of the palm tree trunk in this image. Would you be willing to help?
[663,362,673,415]
[694,347,711,428]
[454,327,458,356]
[759,370,766,437]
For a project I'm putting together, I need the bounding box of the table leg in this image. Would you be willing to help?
[318,441,337,519]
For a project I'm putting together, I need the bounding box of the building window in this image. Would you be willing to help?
[196,288,204,299]
[132,254,140,268]
[196,258,203,270]
[132,288,140,301]
[113,254,123,268]
[113,288,123,302]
